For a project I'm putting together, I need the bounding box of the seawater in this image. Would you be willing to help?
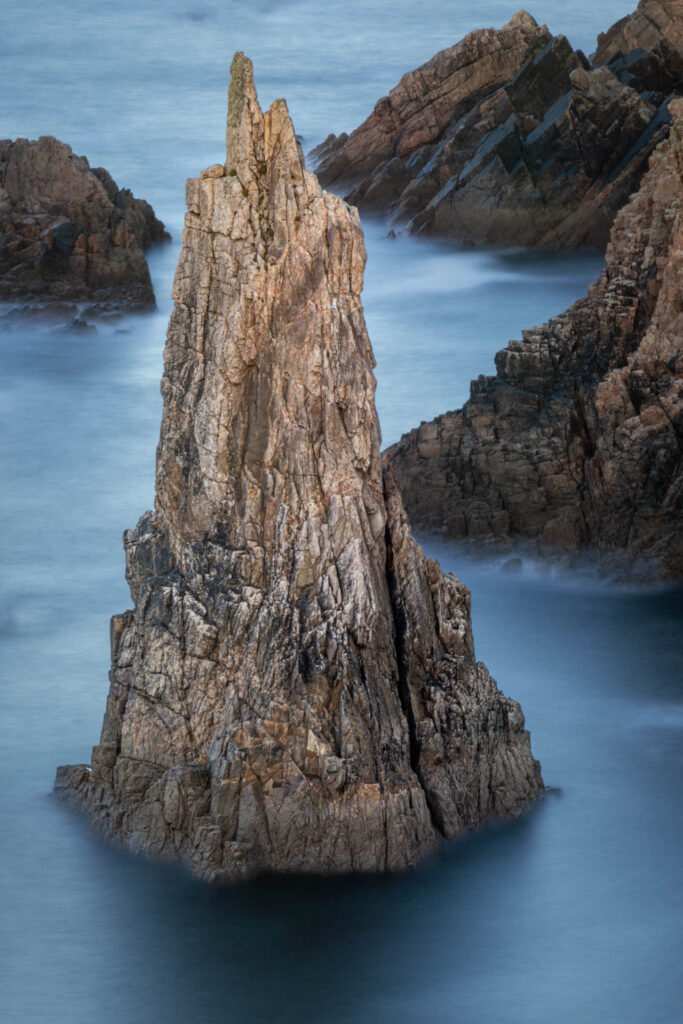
[1,2,681,1023]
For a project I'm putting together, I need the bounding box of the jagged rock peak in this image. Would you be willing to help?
[55,55,541,881]
[507,10,541,30]
[224,52,306,201]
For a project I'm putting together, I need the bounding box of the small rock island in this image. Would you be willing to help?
[312,1,682,248]
[55,54,541,881]
[0,136,168,315]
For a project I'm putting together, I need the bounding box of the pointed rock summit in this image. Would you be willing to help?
[55,55,541,880]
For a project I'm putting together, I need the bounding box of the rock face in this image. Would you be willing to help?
[54,56,541,881]
[594,0,683,70]
[311,6,682,249]
[0,137,168,313]
[386,99,683,580]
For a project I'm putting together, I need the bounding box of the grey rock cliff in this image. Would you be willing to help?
[55,55,541,881]
[386,99,683,581]
[311,5,682,249]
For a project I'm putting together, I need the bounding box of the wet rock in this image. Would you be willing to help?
[386,99,683,581]
[55,54,542,881]
[312,4,682,249]
[0,137,169,314]
[54,764,91,810]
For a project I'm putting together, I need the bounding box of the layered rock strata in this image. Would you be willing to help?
[55,56,541,880]
[0,137,168,313]
[386,100,683,580]
[312,6,682,249]
[594,0,683,70]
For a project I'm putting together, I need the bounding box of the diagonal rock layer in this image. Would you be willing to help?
[312,3,683,248]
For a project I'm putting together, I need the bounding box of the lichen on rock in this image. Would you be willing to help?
[55,54,542,881]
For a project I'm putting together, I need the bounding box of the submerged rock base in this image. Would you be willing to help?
[55,55,541,882]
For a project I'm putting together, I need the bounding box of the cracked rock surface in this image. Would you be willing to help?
[54,55,541,881]
[311,5,682,249]
[594,0,683,66]
[0,136,168,314]
[386,99,683,581]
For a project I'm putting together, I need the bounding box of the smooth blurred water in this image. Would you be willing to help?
[1,2,681,1023]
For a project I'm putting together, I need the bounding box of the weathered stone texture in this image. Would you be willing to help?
[594,0,683,66]
[312,5,682,249]
[0,136,168,312]
[387,99,683,580]
[55,55,541,880]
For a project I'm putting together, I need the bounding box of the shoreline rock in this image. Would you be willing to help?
[0,136,169,318]
[311,3,682,249]
[386,98,683,582]
[55,54,542,882]
[593,0,683,68]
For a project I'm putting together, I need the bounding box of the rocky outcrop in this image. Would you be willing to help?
[592,1,683,125]
[54,56,541,881]
[311,6,682,249]
[0,137,168,314]
[386,99,683,580]
[594,0,683,71]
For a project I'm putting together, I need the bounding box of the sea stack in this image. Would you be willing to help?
[55,55,541,881]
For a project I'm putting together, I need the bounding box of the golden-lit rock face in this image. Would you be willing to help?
[388,99,683,581]
[55,54,541,881]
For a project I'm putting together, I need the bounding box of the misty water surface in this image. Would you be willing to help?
[1,2,681,1023]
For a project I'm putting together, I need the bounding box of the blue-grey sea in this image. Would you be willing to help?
[1,3,681,1023]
